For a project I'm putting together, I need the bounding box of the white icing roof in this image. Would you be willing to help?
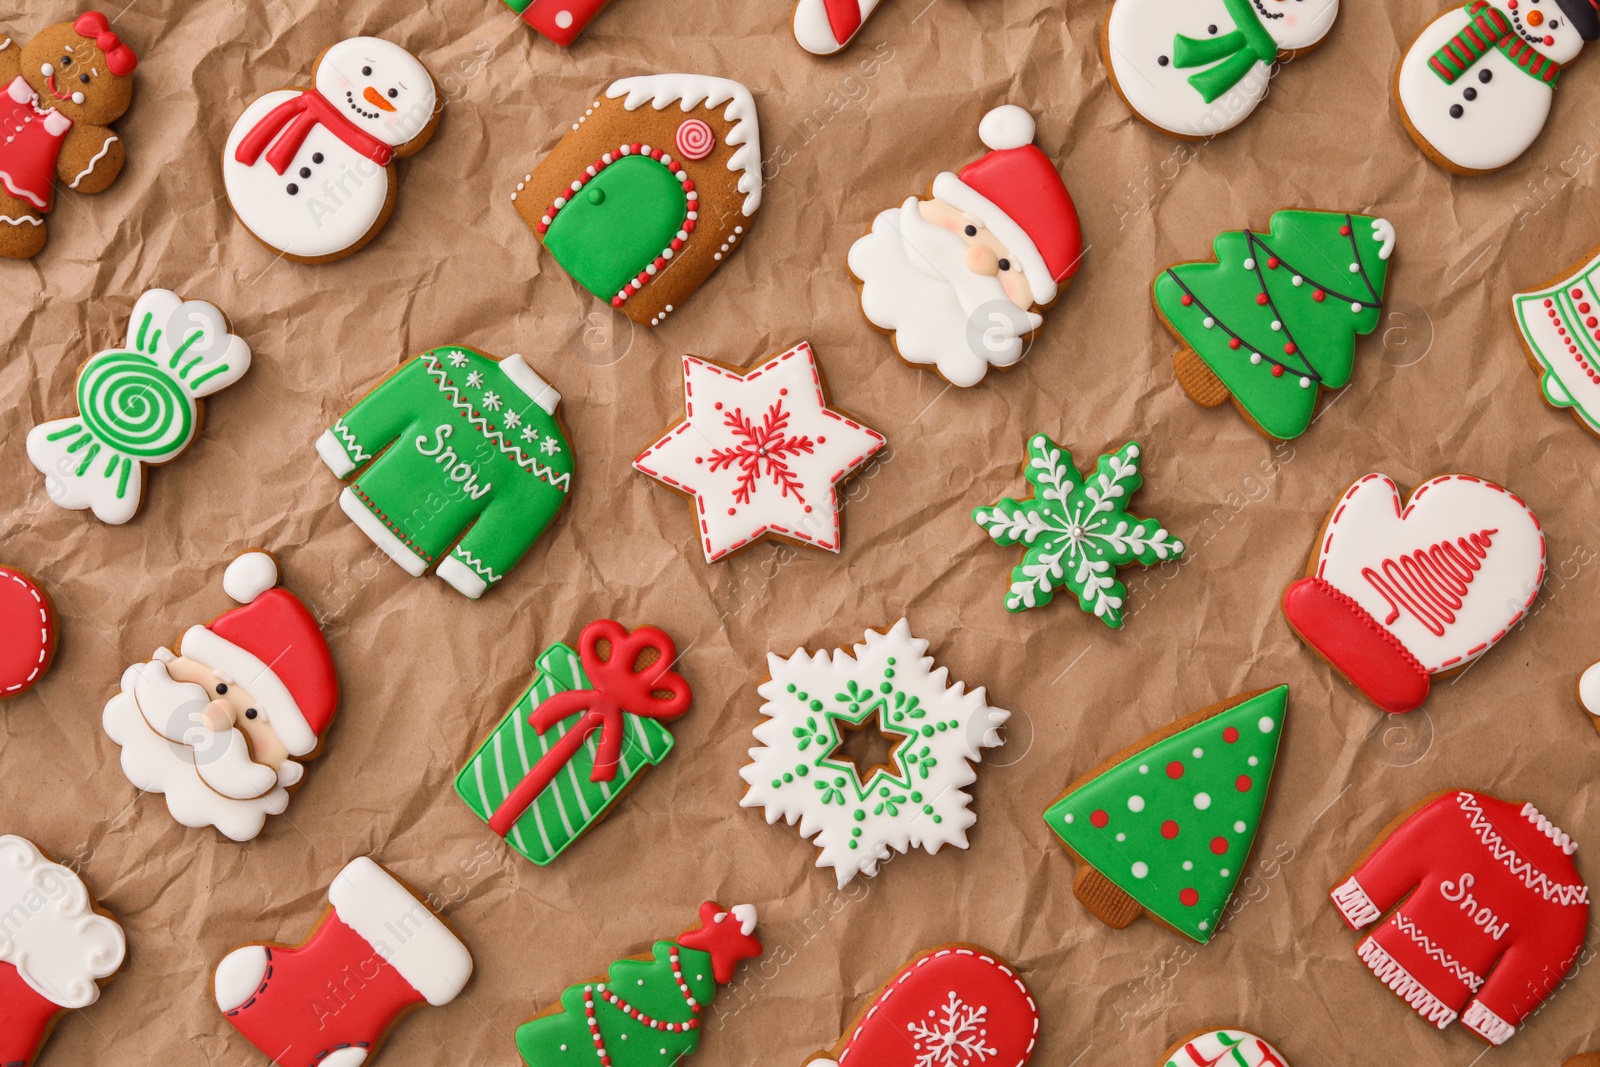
[605,74,762,216]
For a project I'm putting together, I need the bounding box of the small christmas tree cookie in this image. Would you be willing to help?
[1044,686,1288,944]
[972,436,1183,627]
[515,901,761,1066]
[1153,210,1395,440]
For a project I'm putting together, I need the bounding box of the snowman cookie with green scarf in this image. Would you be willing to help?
[1101,0,1340,138]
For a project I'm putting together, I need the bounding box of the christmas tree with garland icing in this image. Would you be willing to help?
[1043,686,1288,944]
[1153,210,1394,440]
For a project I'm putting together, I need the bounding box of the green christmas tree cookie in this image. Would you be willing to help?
[972,436,1184,627]
[1044,686,1289,944]
[1153,210,1396,440]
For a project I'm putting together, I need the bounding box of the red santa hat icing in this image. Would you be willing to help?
[931,105,1083,307]
[179,552,337,757]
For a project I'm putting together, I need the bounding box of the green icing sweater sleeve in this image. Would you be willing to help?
[315,357,434,477]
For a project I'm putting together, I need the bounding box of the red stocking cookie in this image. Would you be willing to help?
[1156,1029,1289,1066]
[1282,473,1545,714]
[0,835,126,1067]
[214,857,473,1067]
[806,945,1039,1066]
[0,565,56,699]
[1330,790,1588,1045]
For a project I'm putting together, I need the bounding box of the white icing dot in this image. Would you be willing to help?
[1270,320,1282,331]
[571,123,580,131]
[556,11,575,27]
[1128,795,1145,813]
[1220,869,1231,878]
[1194,792,1212,811]
[713,252,722,261]
[1292,275,1303,286]
[735,226,744,234]
[1199,921,1210,931]
[1234,820,1248,833]
[1259,716,1275,733]
[1192,747,1203,758]
[1139,764,1149,774]
[1299,376,1311,388]
[1132,862,1149,879]
[1349,262,1360,273]
[1351,302,1363,312]
[1250,353,1262,364]
[1063,813,1075,824]
[1202,317,1215,329]
[1116,832,1127,842]
[1243,257,1256,269]
[1183,861,1195,871]
[1248,756,1259,766]
[570,180,583,192]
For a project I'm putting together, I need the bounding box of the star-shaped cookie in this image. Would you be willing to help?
[634,342,886,562]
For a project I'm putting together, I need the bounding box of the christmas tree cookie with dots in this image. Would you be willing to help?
[633,341,885,563]
[1330,790,1588,1045]
[1282,473,1545,715]
[511,73,762,328]
[1397,0,1597,173]
[514,901,761,1066]
[0,564,56,699]
[502,0,614,46]
[214,857,473,1067]
[315,345,573,599]
[1156,1029,1290,1066]
[1043,686,1289,944]
[972,436,1184,626]
[222,36,440,262]
[26,288,252,525]
[847,105,1083,387]
[1153,210,1396,440]
[0,835,126,1067]
[1512,241,1600,437]
[804,945,1039,1067]
[1101,0,1339,138]
[0,12,137,260]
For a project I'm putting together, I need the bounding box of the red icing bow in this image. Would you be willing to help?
[73,12,137,77]
[486,619,692,837]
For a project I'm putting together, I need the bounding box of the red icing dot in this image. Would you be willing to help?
[1270,365,1285,378]
[1223,726,1240,743]
[1166,761,1184,779]
[1180,888,1200,907]
[1312,290,1326,302]
[1339,224,1352,236]
[714,402,724,410]
[1161,820,1179,839]
[1283,342,1297,355]
[1573,288,1585,298]
[1228,337,1241,350]
[1580,303,1592,313]
[1267,257,1279,269]
[1090,810,1109,828]
[1210,837,1229,855]
[1255,293,1268,306]
[1236,775,1253,792]
[1181,294,1194,307]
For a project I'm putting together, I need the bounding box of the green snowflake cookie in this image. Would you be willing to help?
[972,436,1184,626]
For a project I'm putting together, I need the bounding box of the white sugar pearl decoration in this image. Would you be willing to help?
[1351,302,1363,312]
[1132,862,1149,879]
[1194,792,1212,810]
[1235,820,1248,833]
[1139,764,1149,774]
[1244,257,1256,269]
[1203,317,1215,328]
[1271,320,1282,331]
[1192,747,1204,758]
[1299,376,1312,388]
[1248,756,1259,766]
[1349,262,1359,272]
[1292,275,1303,286]
[1250,353,1263,365]
[1129,795,1146,812]
[1063,812,1075,823]
[1259,716,1275,732]
[1116,832,1127,842]
[1183,860,1195,871]
[1220,868,1231,878]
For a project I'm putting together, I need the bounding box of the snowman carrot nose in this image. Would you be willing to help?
[362,85,397,112]
[1527,7,1544,22]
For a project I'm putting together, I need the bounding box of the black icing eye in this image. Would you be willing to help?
[78,73,90,84]
[998,258,1012,271]
[362,65,372,76]
[1550,19,1561,28]
[245,708,258,720]
[387,87,398,99]
[312,152,324,163]
[59,55,72,68]
[964,225,977,237]
[215,683,229,695]
[1208,23,1218,33]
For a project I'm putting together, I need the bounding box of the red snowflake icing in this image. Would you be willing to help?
[705,398,816,509]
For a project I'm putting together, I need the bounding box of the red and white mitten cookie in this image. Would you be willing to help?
[215,857,473,1067]
[806,945,1039,1066]
[1330,790,1589,1046]
[101,551,339,842]
[793,0,888,55]
[1156,1029,1289,1066]
[0,565,56,699]
[0,835,126,1067]
[1282,473,1545,714]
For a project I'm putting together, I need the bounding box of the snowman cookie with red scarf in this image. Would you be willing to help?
[222,36,439,262]
[0,12,136,260]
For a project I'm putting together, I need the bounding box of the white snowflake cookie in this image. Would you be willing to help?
[739,619,1009,887]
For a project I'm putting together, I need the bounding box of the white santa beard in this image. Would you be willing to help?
[848,199,1042,387]
[1397,10,1566,171]
[103,688,290,844]
[0,836,124,1009]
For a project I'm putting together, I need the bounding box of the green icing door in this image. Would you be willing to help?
[543,155,688,301]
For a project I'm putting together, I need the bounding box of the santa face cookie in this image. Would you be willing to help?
[1396,0,1596,174]
[0,836,126,1067]
[793,0,890,54]
[0,565,56,699]
[102,551,339,843]
[512,73,762,328]
[215,856,473,1067]
[1282,473,1545,714]
[315,345,573,599]
[806,945,1039,1067]
[223,36,439,262]
[1103,0,1338,138]
[1045,686,1288,944]
[973,436,1184,626]
[847,106,1083,387]
[739,620,1010,888]
[503,0,613,45]
[1154,211,1395,440]
[456,618,693,866]
[26,288,252,525]
[0,12,136,260]
[1330,790,1589,1045]
[1157,1029,1290,1066]
[1512,243,1600,436]
[633,341,886,563]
